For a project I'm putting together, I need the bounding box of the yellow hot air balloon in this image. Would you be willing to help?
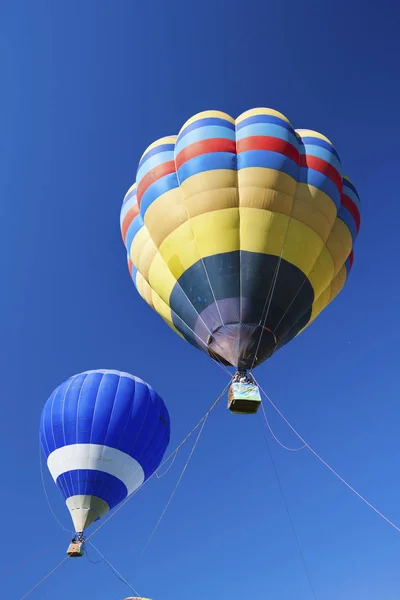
[120,108,360,412]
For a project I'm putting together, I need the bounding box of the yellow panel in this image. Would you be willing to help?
[179,110,235,133]
[305,246,336,299]
[329,264,347,302]
[144,187,188,248]
[238,187,293,217]
[158,208,240,280]
[240,207,335,292]
[136,272,183,338]
[295,183,337,230]
[299,264,347,335]
[152,287,177,326]
[296,129,333,145]
[129,227,151,268]
[238,167,297,198]
[180,168,238,200]
[150,205,337,298]
[136,196,346,312]
[136,272,154,308]
[240,208,288,257]
[309,287,331,325]
[236,107,292,126]
[137,238,158,281]
[291,195,334,244]
[148,252,178,305]
[140,135,177,161]
[184,187,239,219]
[237,173,337,243]
[325,220,353,276]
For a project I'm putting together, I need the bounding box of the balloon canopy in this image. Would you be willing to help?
[40,369,170,533]
[120,108,360,370]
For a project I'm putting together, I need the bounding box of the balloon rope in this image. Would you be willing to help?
[258,417,318,600]
[260,402,306,452]
[270,235,338,344]
[250,194,296,372]
[155,448,179,478]
[254,377,400,535]
[85,381,230,543]
[18,556,70,599]
[251,251,283,371]
[39,437,70,532]
[141,413,209,554]
[87,540,141,596]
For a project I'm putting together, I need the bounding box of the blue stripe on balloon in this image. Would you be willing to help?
[236,114,293,132]
[338,205,357,240]
[237,150,299,180]
[56,469,128,510]
[343,178,360,202]
[139,172,180,216]
[299,144,342,174]
[178,117,235,141]
[120,197,136,226]
[177,152,237,184]
[138,144,175,170]
[299,136,341,162]
[298,167,341,208]
[175,126,236,155]
[40,370,170,481]
[136,150,176,185]
[342,183,361,210]
[236,123,299,148]
[122,187,136,208]
[125,215,143,253]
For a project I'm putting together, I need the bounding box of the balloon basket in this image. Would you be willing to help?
[228,382,261,415]
[67,541,85,557]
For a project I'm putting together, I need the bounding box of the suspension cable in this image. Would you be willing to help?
[260,401,306,452]
[88,541,141,596]
[18,556,69,600]
[254,377,400,535]
[142,412,209,553]
[258,417,317,599]
[85,381,230,543]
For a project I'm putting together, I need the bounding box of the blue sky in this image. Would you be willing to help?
[1,0,400,598]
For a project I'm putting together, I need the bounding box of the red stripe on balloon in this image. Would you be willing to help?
[137,161,176,206]
[341,193,361,232]
[237,136,300,164]
[300,155,342,192]
[175,138,236,169]
[121,205,140,243]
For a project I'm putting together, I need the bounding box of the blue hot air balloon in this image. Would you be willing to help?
[40,369,170,554]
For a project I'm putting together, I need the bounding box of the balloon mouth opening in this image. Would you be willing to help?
[206,323,277,370]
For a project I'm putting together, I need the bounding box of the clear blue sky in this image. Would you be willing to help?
[1,0,400,598]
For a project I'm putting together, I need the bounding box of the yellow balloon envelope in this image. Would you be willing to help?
[120,108,360,370]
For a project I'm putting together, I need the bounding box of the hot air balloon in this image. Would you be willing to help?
[40,369,170,556]
[120,108,360,414]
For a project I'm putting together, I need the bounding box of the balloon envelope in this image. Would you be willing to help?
[120,108,360,370]
[40,369,170,533]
